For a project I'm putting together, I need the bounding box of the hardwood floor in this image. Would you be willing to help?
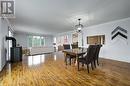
[0,52,130,86]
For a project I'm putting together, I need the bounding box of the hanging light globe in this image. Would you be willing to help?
[75,18,83,33]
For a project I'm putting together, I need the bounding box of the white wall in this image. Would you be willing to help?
[56,17,130,63]
[45,36,53,46]
[14,33,28,48]
[83,18,130,63]
[0,18,1,71]
[0,18,10,71]
[55,31,73,45]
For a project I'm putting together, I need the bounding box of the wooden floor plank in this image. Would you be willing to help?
[0,52,130,86]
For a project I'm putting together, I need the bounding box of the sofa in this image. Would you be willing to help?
[29,46,54,55]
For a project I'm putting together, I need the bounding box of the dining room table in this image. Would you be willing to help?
[62,48,87,65]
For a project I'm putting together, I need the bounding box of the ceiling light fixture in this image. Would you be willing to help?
[75,18,83,33]
[74,18,84,48]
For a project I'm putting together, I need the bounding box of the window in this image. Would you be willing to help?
[28,35,45,47]
[57,35,69,45]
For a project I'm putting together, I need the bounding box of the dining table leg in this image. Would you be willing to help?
[64,53,67,65]
[75,55,78,66]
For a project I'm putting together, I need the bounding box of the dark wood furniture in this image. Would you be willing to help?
[93,45,102,68]
[58,45,64,51]
[77,45,102,73]
[77,45,97,73]
[63,48,87,65]
[71,44,78,49]
[63,44,71,49]
[63,44,73,65]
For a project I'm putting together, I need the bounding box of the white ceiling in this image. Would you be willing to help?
[10,0,130,35]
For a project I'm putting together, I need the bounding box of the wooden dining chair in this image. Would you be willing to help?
[63,44,76,65]
[77,45,97,73]
[93,45,102,68]
[71,44,78,49]
[63,44,71,50]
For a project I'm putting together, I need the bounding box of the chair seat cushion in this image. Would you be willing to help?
[66,54,76,58]
[78,58,86,63]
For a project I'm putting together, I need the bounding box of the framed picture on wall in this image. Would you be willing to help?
[87,35,105,45]
[72,33,78,43]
